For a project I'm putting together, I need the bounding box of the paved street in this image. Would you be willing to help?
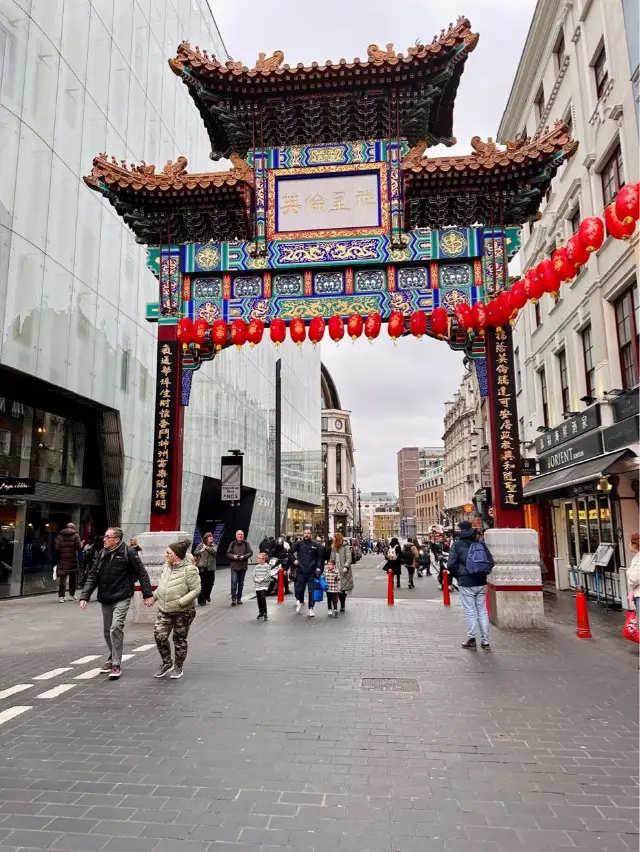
[0,554,637,852]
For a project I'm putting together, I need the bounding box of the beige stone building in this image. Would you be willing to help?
[415,459,445,536]
[443,371,481,525]
[373,510,400,541]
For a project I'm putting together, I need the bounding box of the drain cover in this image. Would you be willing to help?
[361,678,420,692]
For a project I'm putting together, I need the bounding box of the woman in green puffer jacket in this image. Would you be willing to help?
[152,540,201,680]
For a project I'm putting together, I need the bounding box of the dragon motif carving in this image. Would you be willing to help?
[402,140,428,169]
[470,137,498,158]
[161,156,188,177]
[254,50,285,72]
[229,153,254,184]
[367,43,397,62]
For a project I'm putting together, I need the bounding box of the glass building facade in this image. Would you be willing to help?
[0,0,322,594]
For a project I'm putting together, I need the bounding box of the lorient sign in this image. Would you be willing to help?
[538,430,604,474]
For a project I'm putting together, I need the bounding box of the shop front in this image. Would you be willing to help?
[523,398,639,607]
[0,377,110,598]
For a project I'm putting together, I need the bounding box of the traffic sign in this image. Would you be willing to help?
[221,455,243,502]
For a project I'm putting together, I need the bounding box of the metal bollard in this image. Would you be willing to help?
[442,568,451,607]
[387,568,394,606]
[277,566,285,604]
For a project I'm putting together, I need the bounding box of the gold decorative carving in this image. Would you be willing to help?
[367,43,397,62]
[470,137,498,158]
[229,152,254,184]
[308,147,344,164]
[254,50,285,72]
[402,140,428,170]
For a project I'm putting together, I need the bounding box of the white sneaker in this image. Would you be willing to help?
[308,609,315,617]
[296,601,303,613]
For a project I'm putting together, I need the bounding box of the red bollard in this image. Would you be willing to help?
[387,568,394,606]
[442,569,451,607]
[575,589,592,638]
[277,566,285,604]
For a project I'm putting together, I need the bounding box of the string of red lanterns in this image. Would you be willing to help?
[176,183,638,351]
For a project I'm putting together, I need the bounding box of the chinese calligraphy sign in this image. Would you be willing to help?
[488,326,524,511]
[152,341,177,514]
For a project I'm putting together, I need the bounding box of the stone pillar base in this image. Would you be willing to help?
[128,530,190,625]
[484,528,544,630]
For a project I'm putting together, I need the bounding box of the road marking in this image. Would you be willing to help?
[69,655,101,665]
[0,684,33,700]
[121,654,135,661]
[0,706,32,725]
[74,668,102,680]
[131,644,155,652]
[36,684,76,699]
[34,668,72,680]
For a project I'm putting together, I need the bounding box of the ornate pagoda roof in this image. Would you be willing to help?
[169,16,479,159]
[403,121,578,229]
[84,154,254,245]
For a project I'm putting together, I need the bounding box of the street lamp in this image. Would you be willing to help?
[357,488,362,537]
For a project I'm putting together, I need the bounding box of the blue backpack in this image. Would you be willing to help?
[465,541,492,576]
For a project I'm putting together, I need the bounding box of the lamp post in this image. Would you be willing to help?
[322,443,329,542]
[357,488,362,537]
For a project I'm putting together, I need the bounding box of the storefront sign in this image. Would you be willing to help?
[612,389,640,423]
[151,341,177,514]
[535,405,600,455]
[0,477,35,496]
[220,455,243,502]
[520,458,537,477]
[489,326,523,509]
[538,430,604,474]
[602,415,639,453]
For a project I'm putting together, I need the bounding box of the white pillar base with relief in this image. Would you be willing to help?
[484,528,545,629]
[128,531,190,625]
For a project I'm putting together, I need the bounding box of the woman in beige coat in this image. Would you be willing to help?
[153,540,201,679]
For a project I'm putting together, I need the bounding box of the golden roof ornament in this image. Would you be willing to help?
[229,152,254,184]
[402,140,428,169]
[254,50,284,72]
[367,43,397,62]
[161,156,188,177]
[470,136,498,157]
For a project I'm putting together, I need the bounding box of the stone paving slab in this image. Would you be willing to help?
[0,555,636,851]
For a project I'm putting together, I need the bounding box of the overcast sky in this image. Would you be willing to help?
[211,0,536,493]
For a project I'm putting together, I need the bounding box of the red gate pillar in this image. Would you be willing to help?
[149,324,184,532]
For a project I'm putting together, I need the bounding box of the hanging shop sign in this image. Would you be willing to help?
[612,389,640,424]
[538,429,604,474]
[489,326,523,510]
[602,415,640,453]
[0,478,35,496]
[220,455,243,502]
[151,341,177,514]
[535,405,600,455]
[520,458,537,477]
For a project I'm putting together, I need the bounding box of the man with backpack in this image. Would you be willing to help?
[447,521,494,650]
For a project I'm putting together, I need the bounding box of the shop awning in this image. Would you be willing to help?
[523,449,635,500]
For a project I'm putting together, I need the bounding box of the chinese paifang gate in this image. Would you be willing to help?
[84,16,578,628]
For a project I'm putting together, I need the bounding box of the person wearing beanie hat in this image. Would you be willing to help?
[152,540,201,679]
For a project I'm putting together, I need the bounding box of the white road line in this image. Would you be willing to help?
[36,684,76,699]
[34,668,72,681]
[0,684,33,700]
[121,654,135,661]
[0,706,32,725]
[69,655,101,665]
[131,644,155,652]
[74,668,102,680]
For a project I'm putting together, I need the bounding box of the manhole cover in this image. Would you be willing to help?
[361,678,420,692]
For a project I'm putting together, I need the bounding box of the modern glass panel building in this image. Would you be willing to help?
[0,0,321,596]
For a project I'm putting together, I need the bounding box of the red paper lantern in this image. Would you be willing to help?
[211,319,228,347]
[387,311,405,340]
[552,247,577,282]
[308,316,325,345]
[410,310,428,338]
[193,317,209,348]
[566,233,589,269]
[290,317,306,346]
[231,318,248,348]
[177,317,194,347]
[604,203,636,241]
[509,280,527,311]
[328,315,344,343]
[471,302,488,335]
[431,307,448,337]
[453,303,471,333]
[615,182,639,225]
[497,291,512,326]
[347,314,364,340]
[537,258,560,295]
[270,317,286,347]
[247,318,264,347]
[578,216,605,253]
[486,299,502,328]
[524,268,544,303]
[364,312,382,341]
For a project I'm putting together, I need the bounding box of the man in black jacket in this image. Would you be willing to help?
[226,530,253,605]
[290,528,321,617]
[447,521,494,650]
[80,527,153,679]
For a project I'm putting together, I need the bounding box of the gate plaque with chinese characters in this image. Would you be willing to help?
[151,341,177,514]
[488,326,523,511]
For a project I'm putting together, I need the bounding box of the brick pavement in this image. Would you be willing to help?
[0,554,636,852]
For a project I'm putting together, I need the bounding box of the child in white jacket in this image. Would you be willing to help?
[253,552,271,621]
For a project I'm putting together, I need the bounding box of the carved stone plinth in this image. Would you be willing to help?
[128,530,190,625]
[485,528,544,629]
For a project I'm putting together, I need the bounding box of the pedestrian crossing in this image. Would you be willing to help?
[0,642,159,726]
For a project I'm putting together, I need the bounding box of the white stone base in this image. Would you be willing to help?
[484,528,545,630]
[127,530,190,625]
